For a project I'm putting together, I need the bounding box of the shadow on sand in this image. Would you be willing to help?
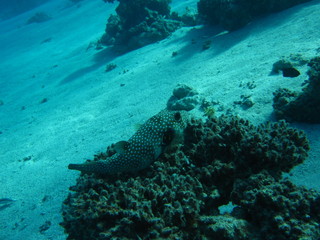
[60,47,119,84]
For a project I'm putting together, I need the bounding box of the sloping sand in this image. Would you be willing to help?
[0,0,319,239]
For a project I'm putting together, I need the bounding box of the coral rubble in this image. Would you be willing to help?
[61,111,317,239]
[273,56,320,123]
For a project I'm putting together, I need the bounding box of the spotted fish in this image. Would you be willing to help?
[68,109,187,175]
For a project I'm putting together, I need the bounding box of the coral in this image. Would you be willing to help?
[61,112,314,239]
[231,172,320,240]
[273,56,320,123]
[167,84,201,111]
[171,51,178,57]
[203,106,215,117]
[271,59,298,76]
[272,54,308,75]
[170,7,199,27]
[234,95,255,109]
[197,0,312,31]
[184,115,309,177]
[105,63,117,72]
[197,0,251,31]
[198,215,251,239]
[271,55,307,77]
[101,0,182,52]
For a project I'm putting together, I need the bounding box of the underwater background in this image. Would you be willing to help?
[0,0,320,239]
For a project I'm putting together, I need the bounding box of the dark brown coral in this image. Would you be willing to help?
[197,0,313,30]
[61,114,316,240]
[231,171,320,240]
[101,0,182,53]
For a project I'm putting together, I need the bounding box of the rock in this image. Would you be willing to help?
[273,56,320,123]
[167,84,200,111]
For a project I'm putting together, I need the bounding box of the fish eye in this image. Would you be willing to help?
[174,112,181,121]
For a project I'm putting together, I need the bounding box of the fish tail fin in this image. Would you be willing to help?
[68,163,98,173]
[68,163,84,171]
[68,161,111,174]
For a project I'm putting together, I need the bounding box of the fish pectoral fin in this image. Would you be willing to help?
[154,145,163,159]
[113,141,130,154]
[134,123,143,131]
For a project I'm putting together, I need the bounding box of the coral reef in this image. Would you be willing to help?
[167,84,201,111]
[197,0,312,31]
[232,171,320,240]
[101,0,182,53]
[273,56,320,123]
[61,111,316,239]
